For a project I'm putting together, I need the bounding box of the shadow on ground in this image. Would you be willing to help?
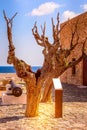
[0,116,24,123]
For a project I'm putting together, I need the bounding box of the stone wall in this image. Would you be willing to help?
[60,12,87,85]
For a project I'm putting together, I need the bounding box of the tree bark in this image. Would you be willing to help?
[25,77,41,117]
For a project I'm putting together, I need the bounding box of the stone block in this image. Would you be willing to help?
[2,92,26,105]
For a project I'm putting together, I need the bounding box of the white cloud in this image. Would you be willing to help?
[29,2,60,16]
[62,10,78,22]
[80,4,87,11]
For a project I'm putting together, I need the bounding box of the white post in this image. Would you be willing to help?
[53,78,63,118]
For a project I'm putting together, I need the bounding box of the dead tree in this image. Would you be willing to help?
[32,14,87,102]
[4,11,41,117]
[4,11,87,117]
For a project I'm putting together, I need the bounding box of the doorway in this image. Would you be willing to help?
[83,55,87,86]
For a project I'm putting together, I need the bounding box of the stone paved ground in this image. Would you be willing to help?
[0,83,87,130]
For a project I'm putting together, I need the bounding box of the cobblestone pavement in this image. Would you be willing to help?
[62,83,87,102]
[0,84,87,130]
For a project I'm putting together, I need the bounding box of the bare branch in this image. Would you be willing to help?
[70,19,79,49]
[8,12,17,24]
[40,22,46,45]
[82,37,87,55]
[68,35,79,54]
[41,22,46,37]
[3,11,18,64]
[3,10,8,23]
[59,22,67,34]
[3,10,17,25]
[32,22,45,46]
[57,12,59,30]
[67,55,83,69]
[52,13,62,49]
[67,37,87,69]
[32,21,37,34]
[64,19,80,58]
[52,18,55,39]
[32,21,51,49]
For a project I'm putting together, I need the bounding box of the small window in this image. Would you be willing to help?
[72,58,76,75]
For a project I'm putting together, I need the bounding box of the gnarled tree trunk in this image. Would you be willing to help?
[4,11,87,117]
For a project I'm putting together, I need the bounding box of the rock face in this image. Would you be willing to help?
[60,12,87,86]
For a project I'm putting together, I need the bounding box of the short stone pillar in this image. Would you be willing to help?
[1,83,26,105]
[53,78,63,118]
[2,93,26,105]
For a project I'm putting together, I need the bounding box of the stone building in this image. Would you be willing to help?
[60,12,87,86]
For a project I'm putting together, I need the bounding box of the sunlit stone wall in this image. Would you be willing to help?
[60,12,87,85]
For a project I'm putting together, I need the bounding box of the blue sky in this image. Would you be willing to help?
[0,0,87,66]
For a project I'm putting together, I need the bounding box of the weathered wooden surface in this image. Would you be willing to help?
[53,78,63,118]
